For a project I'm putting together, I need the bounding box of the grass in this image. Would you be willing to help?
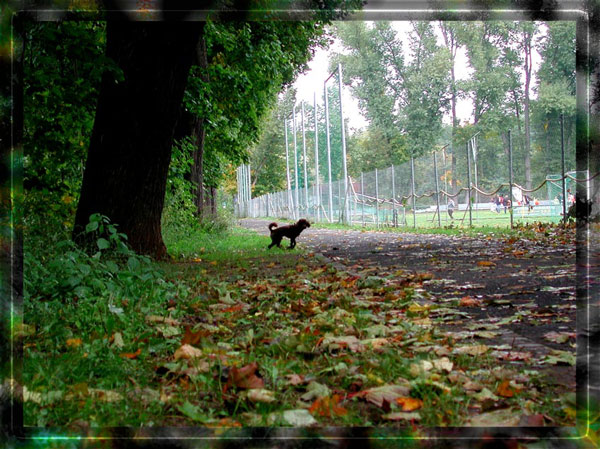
[23,220,576,429]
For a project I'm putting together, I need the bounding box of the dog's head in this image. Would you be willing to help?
[297,219,311,229]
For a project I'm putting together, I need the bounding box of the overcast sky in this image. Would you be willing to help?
[292,21,543,133]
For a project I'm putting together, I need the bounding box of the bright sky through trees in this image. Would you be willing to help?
[293,21,545,132]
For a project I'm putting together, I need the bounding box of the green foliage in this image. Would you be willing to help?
[23,21,118,200]
[25,214,163,304]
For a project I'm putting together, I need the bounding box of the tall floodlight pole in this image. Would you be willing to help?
[560,114,567,219]
[292,105,299,219]
[433,151,441,227]
[314,91,320,222]
[410,156,416,228]
[508,130,514,229]
[466,140,473,227]
[284,119,292,216]
[337,63,350,224]
[301,102,309,215]
[324,82,333,222]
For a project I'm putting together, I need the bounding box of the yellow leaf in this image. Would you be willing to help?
[396,397,423,411]
[66,338,82,348]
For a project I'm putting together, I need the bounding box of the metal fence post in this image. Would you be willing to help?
[434,151,441,227]
[508,130,514,229]
[314,91,320,222]
[324,84,333,223]
[293,106,299,220]
[391,164,396,226]
[338,64,350,224]
[361,172,365,226]
[560,113,567,219]
[284,119,293,217]
[375,168,379,228]
[410,157,416,228]
[466,141,473,227]
[301,102,308,216]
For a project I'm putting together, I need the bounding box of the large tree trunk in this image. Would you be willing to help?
[523,29,533,190]
[73,20,203,258]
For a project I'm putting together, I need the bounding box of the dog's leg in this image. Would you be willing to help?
[289,238,296,249]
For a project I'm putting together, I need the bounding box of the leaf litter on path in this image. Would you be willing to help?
[140,220,578,427]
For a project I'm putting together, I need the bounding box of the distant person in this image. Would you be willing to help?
[502,195,509,213]
[447,198,455,219]
[523,194,533,212]
[567,189,575,206]
[494,195,501,213]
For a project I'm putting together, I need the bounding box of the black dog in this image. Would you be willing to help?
[268,219,310,249]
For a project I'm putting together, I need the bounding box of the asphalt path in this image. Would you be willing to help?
[240,218,578,389]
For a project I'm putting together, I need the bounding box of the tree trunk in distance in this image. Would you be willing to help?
[190,35,209,220]
[74,21,203,258]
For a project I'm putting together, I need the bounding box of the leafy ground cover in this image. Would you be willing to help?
[23,219,581,429]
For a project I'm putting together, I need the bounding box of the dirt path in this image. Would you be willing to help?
[241,218,578,389]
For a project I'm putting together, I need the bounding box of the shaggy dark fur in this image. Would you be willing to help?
[268,219,310,249]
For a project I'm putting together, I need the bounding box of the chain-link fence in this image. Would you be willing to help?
[238,142,596,228]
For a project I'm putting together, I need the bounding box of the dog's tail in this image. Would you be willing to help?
[268,222,278,231]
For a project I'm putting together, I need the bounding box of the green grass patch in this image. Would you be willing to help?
[23,217,575,428]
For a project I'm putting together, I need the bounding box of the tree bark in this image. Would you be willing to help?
[73,21,203,258]
[523,29,533,190]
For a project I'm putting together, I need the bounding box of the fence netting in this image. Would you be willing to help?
[237,144,593,228]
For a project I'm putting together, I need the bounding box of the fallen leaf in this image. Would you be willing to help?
[459,296,481,307]
[518,414,545,426]
[320,335,364,353]
[396,397,423,411]
[309,394,347,417]
[357,384,411,408]
[300,381,331,402]
[112,332,124,348]
[66,338,82,348]
[181,326,208,346]
[174,344,202,360]
[280,409,317,426]
[285,374,305,386]
[227,362,264,390]
[496,380,521,398]
[145,315,180,326]
[543,331,574,344]
[120,348,142,359]
[156,325,181,338]
[247,388,276,403]
[453,345,489,356]
[467,408,521,426]
[432,357,453,373]
[477,261,496,267]
[382,411,421,421]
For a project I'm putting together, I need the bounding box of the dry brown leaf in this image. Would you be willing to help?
[382,411,421,421]
[285,374,305,386]
[459,296,481,307]
[453,344,489,356]
[119,348,142,359]
[227,362,264,390]
[146,315,180,326]
[309,394,348,417]
[247,388,276,403]
[357,384,411,408]
[174,344,202,360]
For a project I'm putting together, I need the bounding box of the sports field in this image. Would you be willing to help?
[346,203,564,228]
